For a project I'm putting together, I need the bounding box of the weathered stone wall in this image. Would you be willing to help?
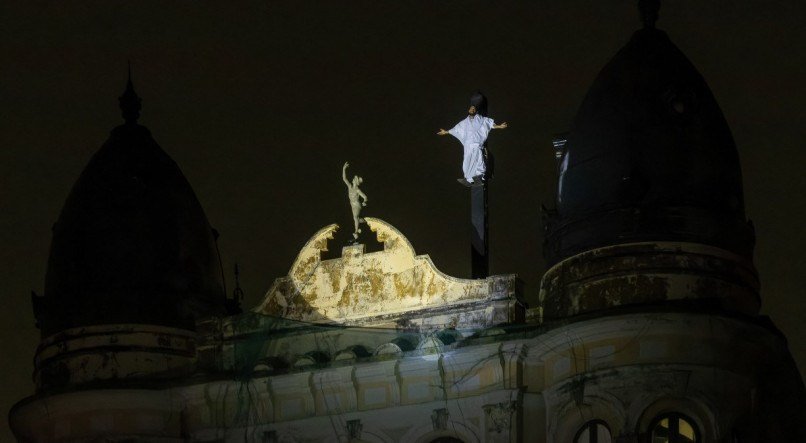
[34,323,197,391]
[11,312,804,442]
[538,242,760,321]
[256,218,523,327]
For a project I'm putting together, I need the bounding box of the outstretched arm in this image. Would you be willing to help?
[437,128,449,135]
[342,162,351,187]
[493,122,508,129]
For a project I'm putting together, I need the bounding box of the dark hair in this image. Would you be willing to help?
[470,91,488,116]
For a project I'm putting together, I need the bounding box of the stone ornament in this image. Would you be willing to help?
[484,401,516,434]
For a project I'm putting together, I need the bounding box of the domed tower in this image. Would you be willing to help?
[30,73,228,390]
[534,3,806,441]
[541,0,758,318]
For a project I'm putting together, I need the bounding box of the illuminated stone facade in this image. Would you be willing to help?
[257,218,522,328]
[9,218,806,442]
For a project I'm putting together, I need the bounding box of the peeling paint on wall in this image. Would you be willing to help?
[256,218,520,325]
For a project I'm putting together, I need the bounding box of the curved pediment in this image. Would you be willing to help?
[256,217,518,324]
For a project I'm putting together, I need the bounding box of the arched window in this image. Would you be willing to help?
[574,420,613,443]
[650,413,699,443]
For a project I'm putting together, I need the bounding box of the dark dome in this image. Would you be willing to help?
[37,117,227,337]
[544,27,754,265]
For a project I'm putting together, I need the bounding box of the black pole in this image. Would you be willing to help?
[470,183,489,278]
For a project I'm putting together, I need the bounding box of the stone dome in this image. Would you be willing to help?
[544,26,755,265]
[36,80,226,337]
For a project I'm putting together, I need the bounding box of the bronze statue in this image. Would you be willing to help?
[342,162,368,240]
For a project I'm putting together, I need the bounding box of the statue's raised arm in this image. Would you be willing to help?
[342,162,351,187]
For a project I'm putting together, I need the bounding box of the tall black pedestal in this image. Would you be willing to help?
[470,183,488,279]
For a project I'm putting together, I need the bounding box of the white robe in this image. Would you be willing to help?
[449,115,495,182]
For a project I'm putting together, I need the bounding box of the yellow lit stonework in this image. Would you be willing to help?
[257,217,521,327]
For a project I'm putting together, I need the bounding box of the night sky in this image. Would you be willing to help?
[2,1,805,438]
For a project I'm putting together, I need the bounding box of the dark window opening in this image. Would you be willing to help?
[574,420,613,443]
[650,413,699,443]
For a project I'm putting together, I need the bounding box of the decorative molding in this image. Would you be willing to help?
[431,408,449,431]
[484,401,516,434]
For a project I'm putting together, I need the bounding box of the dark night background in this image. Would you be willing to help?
[2,1,805,438]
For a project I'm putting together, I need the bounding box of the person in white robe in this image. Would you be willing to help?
[438,91,508,186]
